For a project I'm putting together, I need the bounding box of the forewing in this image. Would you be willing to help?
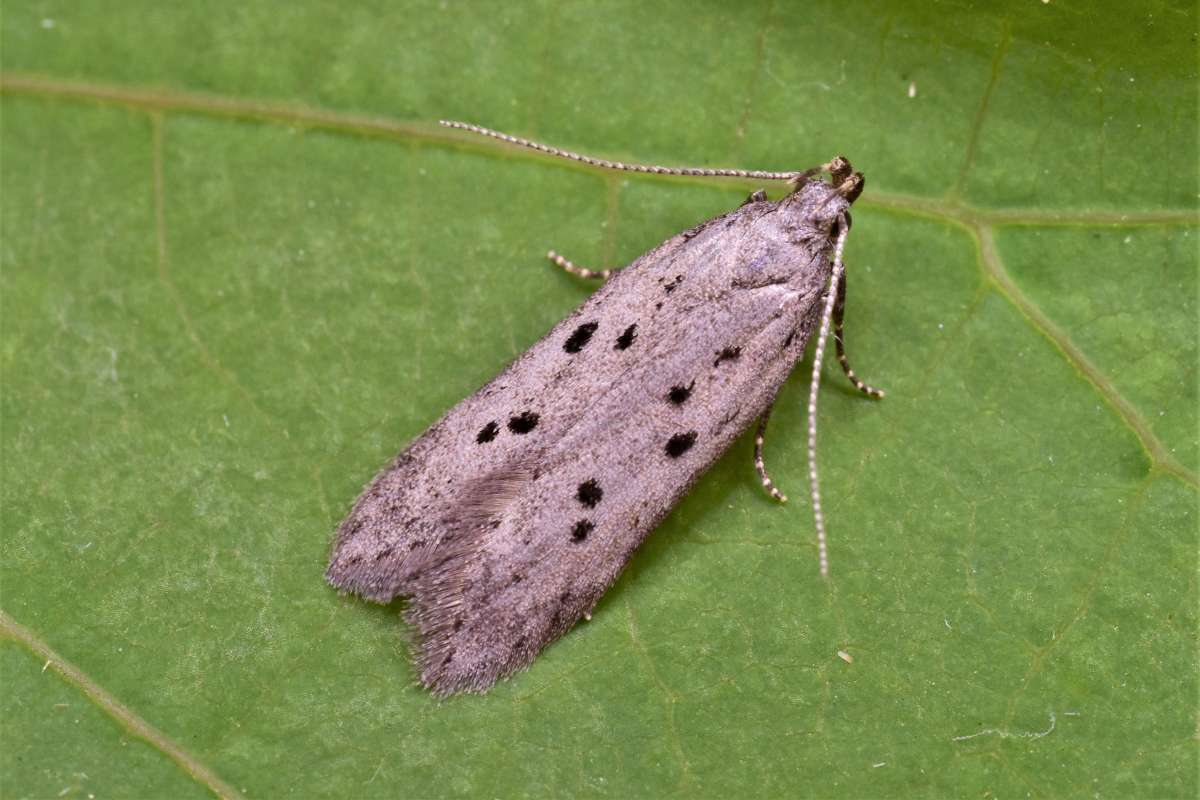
[328,190,841,693]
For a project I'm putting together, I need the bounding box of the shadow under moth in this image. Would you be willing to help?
[326,121,883,695]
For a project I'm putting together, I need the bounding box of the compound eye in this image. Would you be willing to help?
[835,172,864,204]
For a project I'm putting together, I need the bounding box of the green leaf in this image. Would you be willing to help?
[2,2,1196,797]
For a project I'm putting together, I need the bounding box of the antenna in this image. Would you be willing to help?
[806,219,849,578]
[439,120,818,183]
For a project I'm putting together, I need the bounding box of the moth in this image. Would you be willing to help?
[326,121,883,695]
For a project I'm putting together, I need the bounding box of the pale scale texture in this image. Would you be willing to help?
[326,178,855,694]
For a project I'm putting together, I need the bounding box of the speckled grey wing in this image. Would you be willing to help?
[327,181,848,694]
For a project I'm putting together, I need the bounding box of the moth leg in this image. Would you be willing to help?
[547,250,612,281]
[754,405,789,503]
[833,271,885,399]
[739,189,768,207]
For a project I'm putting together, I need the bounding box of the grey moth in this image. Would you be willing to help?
[326,122,882,695]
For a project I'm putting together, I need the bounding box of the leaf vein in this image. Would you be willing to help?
[0,609,246,800]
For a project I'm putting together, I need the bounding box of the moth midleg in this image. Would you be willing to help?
[546,249,613,281]
[753,405,789,503]
[832,271,885,399]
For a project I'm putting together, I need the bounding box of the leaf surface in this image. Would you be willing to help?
[2,2,1196,797]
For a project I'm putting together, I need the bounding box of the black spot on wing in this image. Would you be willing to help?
[667,382,694,405]
[564,321,599,353]
[714,346,742,367]
[576,479,603,508]
[665,431,698,458]
[615,324,637,350]
[508,411,539,433]
[476,421,499,443]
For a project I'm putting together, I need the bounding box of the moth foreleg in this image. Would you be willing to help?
[833,271,886,399]
[739,189,768,207]
[753,404,789,504]
[546,250,613,281]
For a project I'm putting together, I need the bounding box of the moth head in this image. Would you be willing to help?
[780,157,864,239]
[819,157,865,210]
